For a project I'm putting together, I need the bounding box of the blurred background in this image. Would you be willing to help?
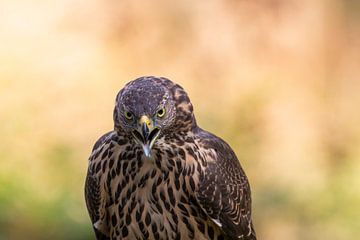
[1,0,359,239]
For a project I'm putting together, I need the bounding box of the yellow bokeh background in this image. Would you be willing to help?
[1,0,359,239]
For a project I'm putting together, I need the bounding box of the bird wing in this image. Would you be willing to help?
[195,130,256,240]
[85,132,114,240]
[84,173,109,240]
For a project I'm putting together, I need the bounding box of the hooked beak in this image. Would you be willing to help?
[132,115,160,157]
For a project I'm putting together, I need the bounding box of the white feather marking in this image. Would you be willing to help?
[211,218,222,227]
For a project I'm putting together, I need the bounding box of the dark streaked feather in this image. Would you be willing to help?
[85,132,114,240]
[85,173,110,240]
[85,173,101,223]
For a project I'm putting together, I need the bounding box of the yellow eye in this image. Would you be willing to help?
[124,111,133,120]
[157,108,166,118]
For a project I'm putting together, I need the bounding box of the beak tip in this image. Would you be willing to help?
[143,144,151,157]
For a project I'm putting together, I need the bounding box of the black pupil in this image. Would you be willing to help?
[158,109,163,115]
[126,112,132,118]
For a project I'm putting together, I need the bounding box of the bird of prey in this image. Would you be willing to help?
[85,76,256,240]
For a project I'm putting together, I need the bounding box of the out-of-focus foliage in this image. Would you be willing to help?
[0,0,359,239]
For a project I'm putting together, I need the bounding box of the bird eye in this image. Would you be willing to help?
[157,108,166,118]
[124,111,133,120]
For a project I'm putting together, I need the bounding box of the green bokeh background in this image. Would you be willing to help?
[1,1,359,239]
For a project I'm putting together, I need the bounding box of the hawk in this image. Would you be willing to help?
[85,76,256,240]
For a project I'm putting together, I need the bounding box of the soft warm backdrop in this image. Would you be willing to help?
[1,1,359,239]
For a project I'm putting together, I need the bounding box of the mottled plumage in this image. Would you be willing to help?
[85,76,256,239]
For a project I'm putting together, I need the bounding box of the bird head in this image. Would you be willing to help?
[113,76,196,157]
